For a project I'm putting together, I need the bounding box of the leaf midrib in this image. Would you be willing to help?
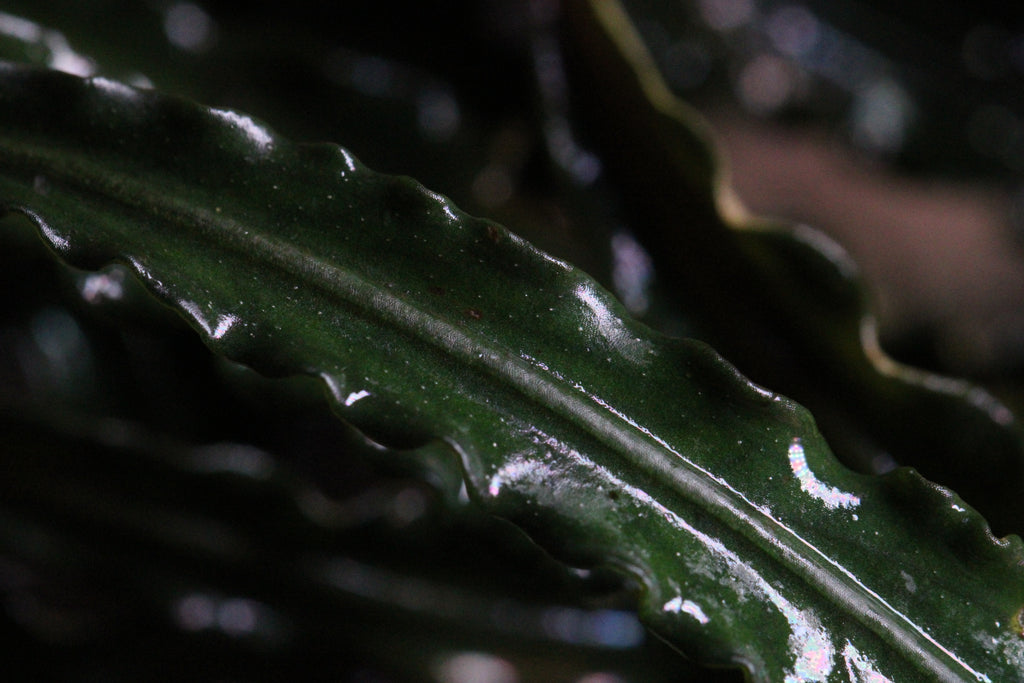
[0,122,980,681]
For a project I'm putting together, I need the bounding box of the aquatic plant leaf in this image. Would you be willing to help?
[560,0,1024,534]
[0,62,1022,682]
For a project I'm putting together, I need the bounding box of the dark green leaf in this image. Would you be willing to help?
[560,0,1024,535]
[1,60,1022,682]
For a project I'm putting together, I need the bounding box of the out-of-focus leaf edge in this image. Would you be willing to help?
[560,0,1024,532]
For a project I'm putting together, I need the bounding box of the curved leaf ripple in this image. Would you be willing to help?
[0,63,1022,681]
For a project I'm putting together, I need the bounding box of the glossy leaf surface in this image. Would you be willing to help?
[1,62,1023,682]
[0,207,699,682]
[561,0,1024,535]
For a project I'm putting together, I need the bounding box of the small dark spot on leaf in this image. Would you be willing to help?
[486,224,501,243]
[607,490,620,502]
[428,285,446,296]
[465,308,483,320]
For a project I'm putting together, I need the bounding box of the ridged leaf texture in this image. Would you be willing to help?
[562,0,1024,535]
[0,39,1022,683]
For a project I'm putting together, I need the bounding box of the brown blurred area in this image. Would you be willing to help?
[709,110,1024,377]
[617,0,1024,386]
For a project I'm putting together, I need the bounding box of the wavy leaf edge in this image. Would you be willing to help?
[0,57,1022,683]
